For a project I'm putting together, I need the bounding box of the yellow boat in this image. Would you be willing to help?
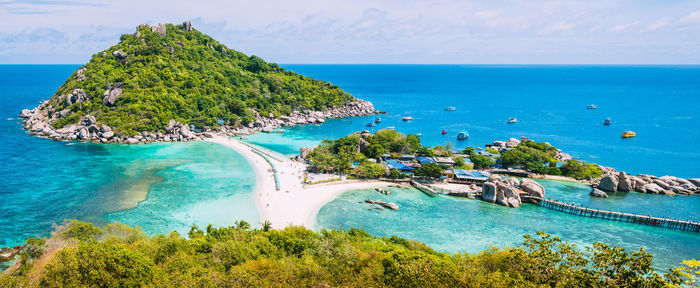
[621,131,636,138]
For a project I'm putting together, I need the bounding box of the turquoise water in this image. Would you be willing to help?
[0,66,260,249]
[1,65,698,272]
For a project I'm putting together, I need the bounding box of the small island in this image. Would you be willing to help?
[19,22,376,144]
[298,129,700,209]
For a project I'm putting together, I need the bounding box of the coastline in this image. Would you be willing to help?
[207,136,391,229]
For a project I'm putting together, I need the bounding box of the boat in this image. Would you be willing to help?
[374,117,381,123]
[444,106,456,111]
[587,104,598,109]
[365,122,376,127]
[276,129,285,133]
[441,130,447,135]
[457,131,469,140]
[621,131,636,138]
[416,133,423,137]
[507,118,518,124]
[387,126,395,129]
[402,116,413,121]
[603,118,612,126]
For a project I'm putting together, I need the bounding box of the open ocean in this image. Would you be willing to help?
[0,64,698,271]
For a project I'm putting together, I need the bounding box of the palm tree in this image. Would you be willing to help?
[261,220,272,232]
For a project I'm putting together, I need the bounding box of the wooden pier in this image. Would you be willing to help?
[410,180,439,197]
[538,199,700,233]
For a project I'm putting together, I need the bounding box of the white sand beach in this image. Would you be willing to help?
[208,136,391,229]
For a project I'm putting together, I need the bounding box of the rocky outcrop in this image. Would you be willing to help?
[112,49,127,59]
[481,177,523,208]
[505,138,521,148]
[183,21,193,32]
[519,178,545,199]
[65,89,89,106]
[598,174,619,192]
[102,83,123,106]
[0,246,22,262]
[617,172,633,192]
[590,188,609,198]
[151,23,167,36]
[76,67,87,82]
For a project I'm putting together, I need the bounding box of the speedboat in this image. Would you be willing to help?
[374,117,381,123]
[416,133,423,137]
[621,131,636,138]
[507,118,518,124]
[387,126,395,129]
[457,131,469,140]
[441,130,448,135]
[603,118,612,126]
[444,106,456,111]
[402,116,413,121]
[365,122,376,127]
[587,104,598,109]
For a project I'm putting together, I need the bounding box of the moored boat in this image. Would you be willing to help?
[457,131,469,140]
[416,133,422,137]
[587,104,598,109]
[441,130,447,135]
[387,126,395,129]
[507,118,518,124]
[365,122,376,127]
[444,106,456,111]
[402,116,413,121]
[604,118,612,126]
[374,117,381,123]
[621,131,636,138]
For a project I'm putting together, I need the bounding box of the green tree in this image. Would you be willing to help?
[415,163,446,178]
[352,162,387,178]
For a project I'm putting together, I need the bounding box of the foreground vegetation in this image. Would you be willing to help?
[1,220,696,287]
[48,23,354,135]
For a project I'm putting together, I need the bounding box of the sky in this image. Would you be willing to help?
[0,0,699,64]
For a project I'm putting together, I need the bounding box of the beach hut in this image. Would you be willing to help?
[433,156,456,167]
[385,160,414,171]
[417,156,436,165]
[399,155,416,162]
[453,169,491,182]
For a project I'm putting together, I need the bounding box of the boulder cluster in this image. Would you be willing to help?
[481,175,546,208]
[0,245,22,262]
[19,99,376,144]
[594,167,699,196]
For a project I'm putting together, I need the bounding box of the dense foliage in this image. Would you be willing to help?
[561,159,604,180]
[47,23,354,135]
[496,141,603,179]
[1,221,696,287]
[462,147,496,169]
[308,129,422,175]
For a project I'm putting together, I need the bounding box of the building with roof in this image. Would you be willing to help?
[452,169,491,182]
[433,156,455,167]
[385,159,414,171]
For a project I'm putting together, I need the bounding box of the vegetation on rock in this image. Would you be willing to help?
[46,23,354,136]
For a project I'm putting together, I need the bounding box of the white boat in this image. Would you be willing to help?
[444,106,456,111]
[416,133,423,137]
[402,116,413,121]
[387,126,395,129]
[507,118,518,124]
[457,131,469,140]
[587,104,598,109]
[603,118,611,126]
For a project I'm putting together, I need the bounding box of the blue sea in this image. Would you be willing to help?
[0,65,698,271]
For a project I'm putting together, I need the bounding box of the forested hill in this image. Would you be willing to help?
[38,22,355,135]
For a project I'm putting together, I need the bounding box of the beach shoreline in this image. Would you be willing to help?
[207,136,391,229]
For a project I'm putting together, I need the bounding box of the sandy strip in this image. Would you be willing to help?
[208,136,391,229]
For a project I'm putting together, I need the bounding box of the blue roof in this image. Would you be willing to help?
[217,120,225,125]
[453,169,490,180]
[400,154,415,159]
[386,159,414,170]
[416,156,436,164]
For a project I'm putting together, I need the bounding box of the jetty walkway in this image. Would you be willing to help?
[538,199,700,233]
[238,140,283,191]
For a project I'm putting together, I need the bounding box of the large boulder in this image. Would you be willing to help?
[103,86,123,106]
[78,127,89,139]
[598,174,618,192]
[112,49,127,59]
[101,131,114,139]
[688,178,700,188]
[65,89,89,106]
[590,188,609,198]
[19,109,32,118]
[617,172,633,192]
[642,183,664,194]
[183,21,193,32]
[481,183,497,203]
[519,178,545,199]
[80,115,97,126]
[151,23,167,36]
[505,138,521,148]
